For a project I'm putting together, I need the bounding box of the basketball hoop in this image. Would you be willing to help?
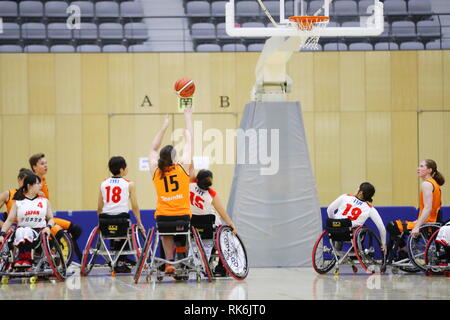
[288,16,330,50]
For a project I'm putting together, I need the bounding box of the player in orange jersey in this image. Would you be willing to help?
[150,107,193,274]
[386,159,445,260]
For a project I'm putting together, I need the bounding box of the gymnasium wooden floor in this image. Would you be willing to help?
[0,266,448,300]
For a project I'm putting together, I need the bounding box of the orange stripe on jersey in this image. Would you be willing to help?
[153,164,192,217]
[419,178,441,223]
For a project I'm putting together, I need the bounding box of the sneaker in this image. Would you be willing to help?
[164,263,175,274]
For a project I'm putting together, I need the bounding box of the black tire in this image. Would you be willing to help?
[81,226,101,276]
[215,225,248,280]
[424,229,441,273]
[312,230,336,274]
[134,227,154,284]
[192,227,212,282]
[353,226,386,273]
[43,233,67,282]
[407,224,441,272]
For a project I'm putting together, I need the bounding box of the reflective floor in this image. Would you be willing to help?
[0,266,449,300]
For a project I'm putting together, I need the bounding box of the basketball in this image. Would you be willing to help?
[174,78,195,98]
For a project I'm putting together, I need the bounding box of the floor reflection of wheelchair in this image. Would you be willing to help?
[134,214,248,283]
[80,214,146,276]
[0,230,67,284]
[423,223,450,276]
[387,222,441,274]
[312,218,386,276]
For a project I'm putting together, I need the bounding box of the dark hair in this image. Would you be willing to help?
[13,174,41,200]
[358,182,375,203]
[29,153,45,171]
[196,170,213,190]
[108,156,127,176]
[425,159,445,186]
[18,168,34,180]
[158,145,176,179]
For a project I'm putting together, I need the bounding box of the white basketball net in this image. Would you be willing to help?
[291,18,330,50]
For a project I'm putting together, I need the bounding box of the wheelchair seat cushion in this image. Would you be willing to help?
[191,214,215,239]
[326,218,353,241]
[99,214,130,237]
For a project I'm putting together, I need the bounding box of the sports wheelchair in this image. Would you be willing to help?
[134,214,248,283]
[80,214,146,276]
[312,218,386,275]
[386,221,441,274]
[423,222,450,276]
[0,229,67,284]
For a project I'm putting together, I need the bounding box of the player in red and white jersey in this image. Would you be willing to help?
[327,182,386,252]
[0,174,56,268]
[189,169,237,233]
[97,156,144,273]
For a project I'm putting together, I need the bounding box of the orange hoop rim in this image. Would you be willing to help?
[288,16,330,30]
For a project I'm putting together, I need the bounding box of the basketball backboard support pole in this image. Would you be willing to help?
[225,0,384,101]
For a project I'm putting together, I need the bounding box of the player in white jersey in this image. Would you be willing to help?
[327,182,387,252]
[97,156,144,273]
[0,174,56,268]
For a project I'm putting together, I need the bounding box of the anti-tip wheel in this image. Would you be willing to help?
[333,269,339,276]
[1,277,9,285]
[30,276,38,284]
[352,265,358,273]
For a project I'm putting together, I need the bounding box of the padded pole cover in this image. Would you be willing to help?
[227,101,321,267]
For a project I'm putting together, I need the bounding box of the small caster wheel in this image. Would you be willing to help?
[196,274,201,282]
[425,270,432,276]
[1,277,9,285]
[157,275,163,281]
[392,267,399,274]
[30,276,38,284]
[445,271,450,277]
[111,271,116,277]
[380,265,387,274]
[352,265,358,273]
[333,269,339,276]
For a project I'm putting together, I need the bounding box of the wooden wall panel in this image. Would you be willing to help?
[27,54,55,114]
[288,52,314,111]
[2,116,30,191]
[418,51,443,110]
[82,115,109,210]
[133,54,161,113]
[443,52,450,109]
[235,53,258,111]
[159,53,185,114]
[365,52,391,112]
[184,53,211,113]
[340,112,366,193]
[340,53,366,111]
[210,53,238,113]
[314,53,340,112]
[81,55,108,114]
[0,55,29,115]
[366,112,392,205]
[55,115,83,211]
[391,51,418,111]
[314,112,340,205]
[54,54,82,114]
[108,54,134,114]
[392,112,418,206]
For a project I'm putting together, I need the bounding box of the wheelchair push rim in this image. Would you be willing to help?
[42,233,67,282]
[407,224,441,272]
[215,225,248,280]
[191,226,212,282]
[312,230,336,274]
[81,226,101,276]
[134,227,154,284]
[131,224,147,259]
[352,226,386,273]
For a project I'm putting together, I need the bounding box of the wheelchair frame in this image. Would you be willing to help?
[387,222,441,274]
[80,221,145,276]
[312,225,386,276]
[134,224,249,283]
[0,230,67,283]
[423,225,450,276]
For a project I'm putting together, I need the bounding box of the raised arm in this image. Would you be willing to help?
[180,106,193,169]
[149,115,171,174]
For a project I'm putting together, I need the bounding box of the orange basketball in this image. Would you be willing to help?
[174,78,195,98]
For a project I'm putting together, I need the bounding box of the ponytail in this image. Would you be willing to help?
[433,170,445,186]
[13,186,26,201]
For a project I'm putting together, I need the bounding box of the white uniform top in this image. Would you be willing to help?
[100,177,131,215]
[189,182,221,224]
[436,222,450,247]
[16,196,48,229]
[327,194,386,245]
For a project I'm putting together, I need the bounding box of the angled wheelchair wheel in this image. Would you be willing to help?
[131,224,147,259]
[0,231,13,275]
[407,224,441,272]
[42,233,67,282]
[58,231,74,267]
[353,226,386,273]
[215,225,248,280]
[424,229,442,273]
[81,226,101,276]
[312,230,336,274]
[134,227,154,284]
[192,226,212,282]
